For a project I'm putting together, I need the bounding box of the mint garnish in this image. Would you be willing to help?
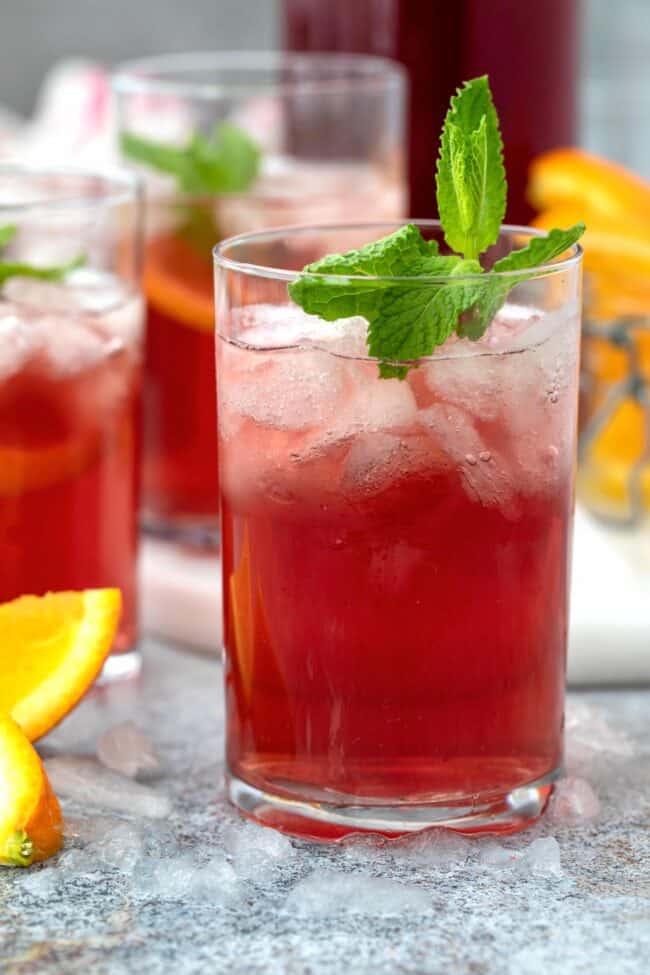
[121,122,261,256]
[120,123,261,195]
[436,75,505,261]
[0,224,84,287]
[288,76,585,378]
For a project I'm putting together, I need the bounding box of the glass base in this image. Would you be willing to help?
[97,649,142,684]
[142,513,220,552]
[227,770,559,841]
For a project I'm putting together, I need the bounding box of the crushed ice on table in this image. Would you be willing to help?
[516,837,563,878]
[390,828,472,867]
[222,820,294,880]
[477,840,519,869]
[547,777,601,826]
[96,721,160,779]
[565,700,633,774]
[44,756,171,819]
[131,854,237,904]
[285,870,431,916]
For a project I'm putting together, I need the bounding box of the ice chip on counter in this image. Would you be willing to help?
[547,777,601,826]
[516,837,563,878]
[477,841,518,869]
[43,756,171,819]
[97,721,159,779]
[285,870,430,916]
[89,821,145,872]
[222,820,294,880]
[131,854,237,904]
[391,828,472,867]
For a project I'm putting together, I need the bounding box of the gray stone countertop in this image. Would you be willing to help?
[1,639,649,975]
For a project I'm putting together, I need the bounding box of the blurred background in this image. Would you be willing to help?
[0,0,648,177]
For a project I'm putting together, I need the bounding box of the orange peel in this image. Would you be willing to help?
[0,589,121,742]
[144,233,214,333]
[0,712,63,866]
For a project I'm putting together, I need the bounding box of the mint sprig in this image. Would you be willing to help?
[436,75,506,260]
[288,75,585,378]
[0,224,85,287]
[120,122,261,195]
[121,122,261,256]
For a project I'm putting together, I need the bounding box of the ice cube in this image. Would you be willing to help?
[341,432,403,495]
[131,854,197,901]
[222,820,293,880]
[392,828,472,867]
[477,841,518,869]
[547,778,601,826]
[90,821,144,872]
[96,721,159,779]
[4,268,127,315]
[192,856,238,903]
[131,854,237,904]
[344,367,418,433]
[0,307,37,379]
[285,870,430,916]
[57,848,104,877]
[516,837,563,878]
[44,756,171,819]
[419,402,512,509]
[222,346,345,432]
[565,701,633,774]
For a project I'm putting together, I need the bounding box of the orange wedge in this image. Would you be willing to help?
[144,233,214,333]
[528,148,650,226]
[0,712,63,866]
[0,589,121,742]
[0,436,102,499]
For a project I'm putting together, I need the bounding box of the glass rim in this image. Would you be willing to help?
[0,162,141,217]
[111,50,407,101]
[214,220,583,284]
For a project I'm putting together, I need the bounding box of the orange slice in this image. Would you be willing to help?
[0,589,121,742]
[0,436,102,499]
[144,233,214,333]
[528,148,650,226]
[0,712,63,866]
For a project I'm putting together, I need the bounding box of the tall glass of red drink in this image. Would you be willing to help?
[215,221,582,839]
[113,52,406,547]
[0,165,143,681]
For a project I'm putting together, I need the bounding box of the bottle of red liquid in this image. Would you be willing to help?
[283,0,579,223]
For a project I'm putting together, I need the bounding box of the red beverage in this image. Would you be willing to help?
[216,223,581,838]
[0,276,143,654]
[114,53,406,541]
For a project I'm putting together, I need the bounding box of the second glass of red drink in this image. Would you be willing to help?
[113,52,407,547]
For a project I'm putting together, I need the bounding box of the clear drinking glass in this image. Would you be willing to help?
[113,52,407,547]
[0,165,144,681]
[215,220,582,839]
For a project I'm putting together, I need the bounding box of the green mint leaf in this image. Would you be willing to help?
[493,223,585,273]
[120,122,261,195]
[367,266,482,373]
[459,224,586,340]
[436,76,505,260]
[287,224,443,324]
[289,224,489,376]
[0,254,85,287]
[0,224,17,250]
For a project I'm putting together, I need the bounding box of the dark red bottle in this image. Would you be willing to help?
[283,0,579,223]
